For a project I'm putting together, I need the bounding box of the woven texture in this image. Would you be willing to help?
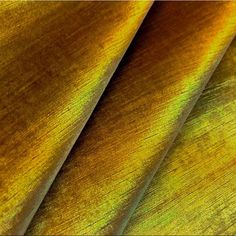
[125,37,236,236]
[0,2,151,234]
[27,2,236,235]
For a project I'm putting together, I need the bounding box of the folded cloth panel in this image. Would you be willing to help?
[26,2,236,235]
[0,2,151,234]
[125,37,236,236]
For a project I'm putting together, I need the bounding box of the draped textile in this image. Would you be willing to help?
[0,2,236,235]
[0,2,151,234]
[125,37,236,236]
[27,2,236,235]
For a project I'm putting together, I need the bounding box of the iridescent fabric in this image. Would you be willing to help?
[27,2,236,235]
[0,2,151,234]
[125,37,236,236]
[0,2,236,235]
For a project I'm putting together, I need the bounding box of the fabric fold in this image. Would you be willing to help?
[0,2,152,234]
[125,37,236,236]
[26,2,236,235]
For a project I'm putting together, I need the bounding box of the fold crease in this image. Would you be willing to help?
[0,2,152,234]
[26,2,236,235]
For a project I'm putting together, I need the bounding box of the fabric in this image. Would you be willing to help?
[26,2,236,235]
[0,2,151,234]
[125,38,236,236]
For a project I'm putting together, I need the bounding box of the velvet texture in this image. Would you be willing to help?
[0,2,151,234]
[27,2,236,235]
[1,2,236,235]
[125,37,236,236]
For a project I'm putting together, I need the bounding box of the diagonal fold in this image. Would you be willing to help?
[0,2,152,234]
[26,2,236,235]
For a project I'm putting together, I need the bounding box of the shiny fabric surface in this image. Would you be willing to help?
[125,38,236,235]
[27,2,236,235]
[0,2,151,234]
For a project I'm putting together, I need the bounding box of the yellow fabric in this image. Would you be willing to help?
[26,2,236,235]
[125,38,236,235]
[0,2,151,234]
